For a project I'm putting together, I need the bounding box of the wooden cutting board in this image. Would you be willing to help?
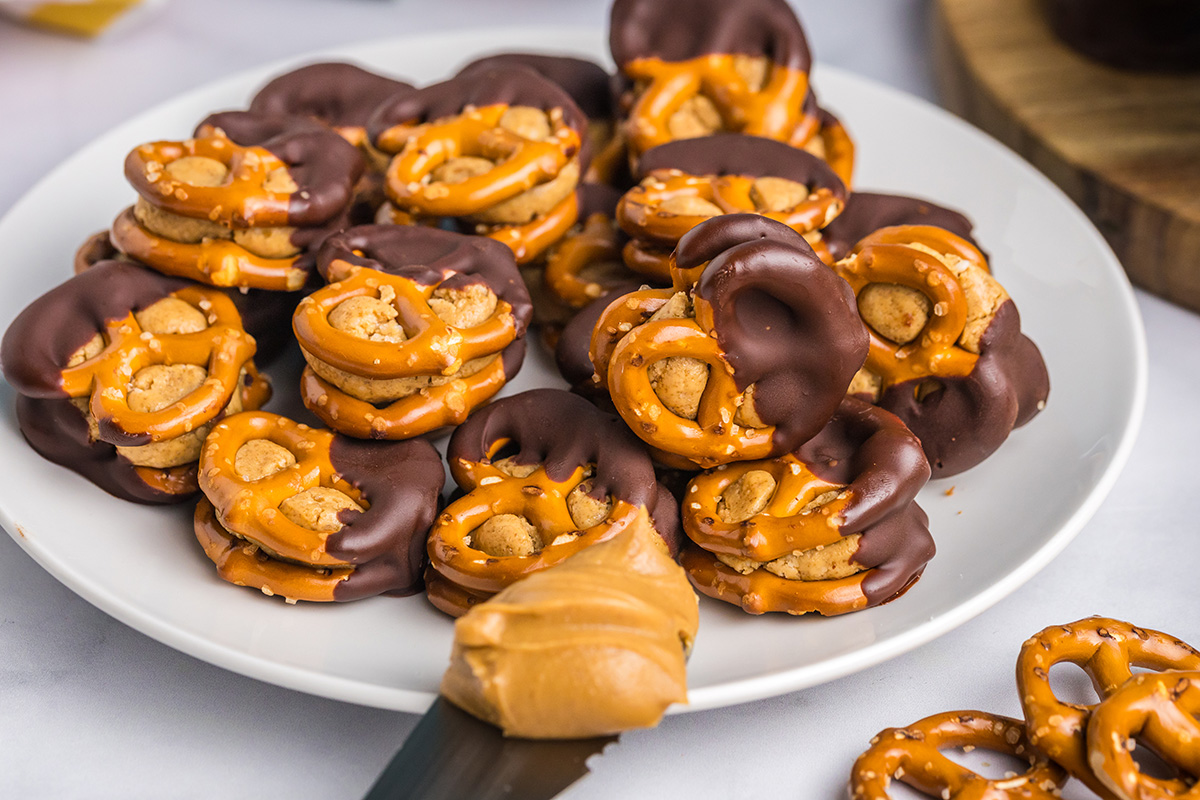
[933,0,1200,313]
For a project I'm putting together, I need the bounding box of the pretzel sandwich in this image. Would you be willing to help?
[294,226,531,439]
[835,225,1049,476]
[617,134,846,280]
[197,411,444,602]
[589,214,867,467]
[2,261,269,502]
[425,390,682,616]
[369,67,589,264]
[681,398,932,616]
[113,112,363,290]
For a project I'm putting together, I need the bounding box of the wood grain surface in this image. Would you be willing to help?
[934,0,1200,312]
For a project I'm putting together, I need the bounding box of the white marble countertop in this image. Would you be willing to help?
[2,2,1198,797]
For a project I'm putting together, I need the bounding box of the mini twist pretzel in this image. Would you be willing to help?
[197,411,445,601]
[455,53,622,185]
[543,184,639,310]
[126,128,297,228]
[590,215,867,468]
[1017,617,1200,800]
[425,389,681,616]
[680,398,932,616]
[369,68,588,249]
[850,711,1067,800]
[610,0,817,158]
[295,226,531,439]
[114,113,363,290]
[836,224,1048,477]
[1087,671,1200,800]
[380,103,578,217]
[617,134,846,280]
[130,113,361,228]
[2,261,259,446]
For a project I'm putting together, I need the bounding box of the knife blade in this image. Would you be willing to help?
[363,697,618,800]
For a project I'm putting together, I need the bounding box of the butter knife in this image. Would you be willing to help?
[362,697,617,800]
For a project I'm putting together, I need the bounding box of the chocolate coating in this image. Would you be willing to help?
[876,301,1050,477]
[447,388,681,553]
[15,394,196,505]
[609,0,811,70]
[456,53,615,121]
[325,435,446,599]
[682,214,869,452]
[249,62,414,129]
[794,397,933,605]
[636,133,846,201]
[578,181,625,221]
[823,191,980,261]
[73,231,298,364]
[1,260,192,398]
[367,66,589,158]
[316,225,532,335]
[190,110,365,227]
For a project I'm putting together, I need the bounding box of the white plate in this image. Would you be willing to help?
[0,27,1145,713]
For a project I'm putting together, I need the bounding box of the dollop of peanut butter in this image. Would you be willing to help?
[440,513,699,739]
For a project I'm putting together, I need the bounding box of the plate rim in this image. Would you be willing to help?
[0,25,1148,714]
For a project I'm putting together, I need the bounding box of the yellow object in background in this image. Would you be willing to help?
[0,0,154,37]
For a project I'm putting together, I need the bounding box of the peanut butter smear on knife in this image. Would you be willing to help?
[440,511,700,739]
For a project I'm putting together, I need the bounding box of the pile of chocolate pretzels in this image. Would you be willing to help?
[0,0,1049,615]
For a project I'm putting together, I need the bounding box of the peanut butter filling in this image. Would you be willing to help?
[440,513,698,739]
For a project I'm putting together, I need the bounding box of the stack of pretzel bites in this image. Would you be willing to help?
[296,225,532,440]
[850,617,1200,800]
[2,0,1051,621]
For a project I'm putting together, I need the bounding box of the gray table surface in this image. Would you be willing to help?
[2,2,1197,797]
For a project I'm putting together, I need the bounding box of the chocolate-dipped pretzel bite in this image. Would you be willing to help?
[425,389,683,617]
[368,66,589,264]
[821,191,982,262]
[1016,617,1200,800]
[73,230,299,364]
[834,225,1049,476]
[618,134,847,280]
[111,112,363,291]
[196,411,444,602]
[1,261,270,503]
[609,0,820,161]
[590,215,868,468]
[681,397,933,616]
[455,53,626,186]
[294,225,531,439]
